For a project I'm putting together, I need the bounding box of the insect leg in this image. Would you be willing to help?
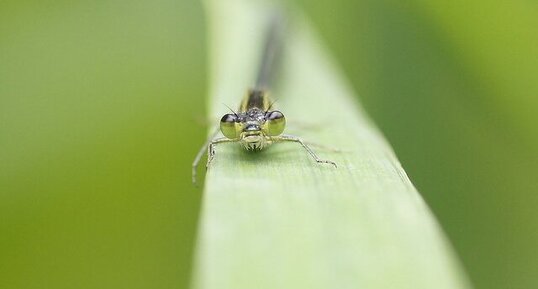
[273,134,337,168]
[207,137,236,168]
[192,127,220,184]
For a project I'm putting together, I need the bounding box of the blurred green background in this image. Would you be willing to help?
[1,1,536,289]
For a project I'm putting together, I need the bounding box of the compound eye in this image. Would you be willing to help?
[265,110,286,136]
[220,114,240,139]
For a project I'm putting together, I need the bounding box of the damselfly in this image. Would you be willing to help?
[192,13,337,183]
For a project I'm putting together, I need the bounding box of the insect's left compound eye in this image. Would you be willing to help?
[220,114,240,139]
[265,110,286,136]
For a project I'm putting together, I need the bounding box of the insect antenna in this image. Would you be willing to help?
[222,103,239,117]
[266,99,278,113]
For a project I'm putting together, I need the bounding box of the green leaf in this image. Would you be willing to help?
[192,1,472,288]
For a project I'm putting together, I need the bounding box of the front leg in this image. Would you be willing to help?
[192,127,234,184]
[272,134,337,168]
[207,137,236,168]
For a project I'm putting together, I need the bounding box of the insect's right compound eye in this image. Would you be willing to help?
[220,114,240,139]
